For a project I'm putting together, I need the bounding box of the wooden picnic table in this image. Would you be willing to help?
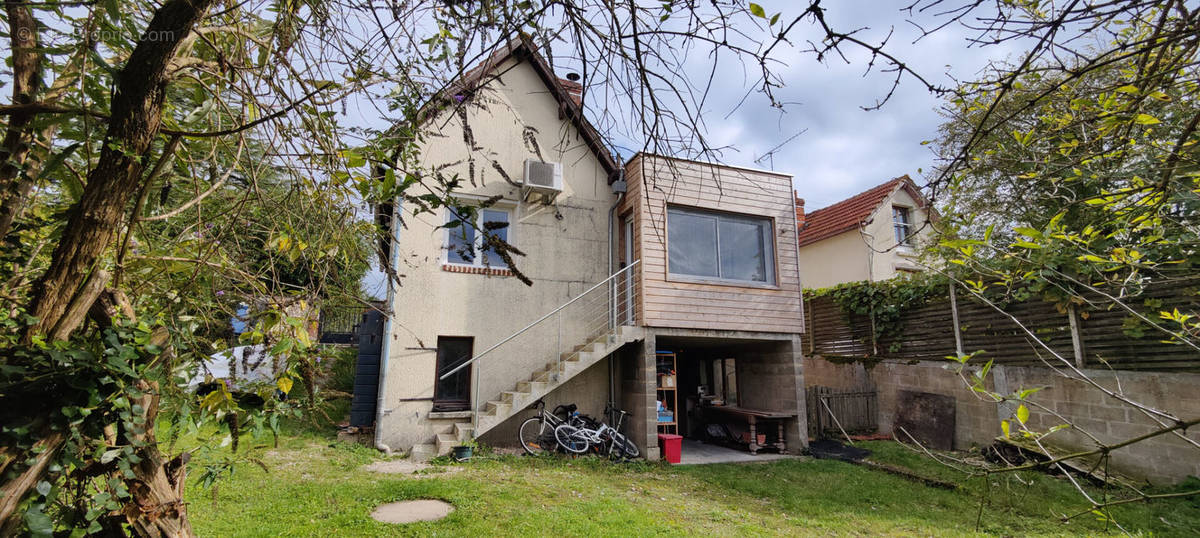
[704,406,795,455]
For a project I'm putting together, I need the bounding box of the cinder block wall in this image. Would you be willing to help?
[629,338,659,460]
[801,356,871,390]
[738,338,809,450]
[805,357,1200,485]
[870,361,1000,451]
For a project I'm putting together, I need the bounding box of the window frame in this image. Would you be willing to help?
[443,202,516,269]
[892,205,914,247]
[665,205,779,288]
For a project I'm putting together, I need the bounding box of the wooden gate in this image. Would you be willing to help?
[807,386,878,438]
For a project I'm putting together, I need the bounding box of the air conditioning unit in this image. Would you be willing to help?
[522,159,563,203]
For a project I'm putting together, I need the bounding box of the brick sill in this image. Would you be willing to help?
[442,264,513,277]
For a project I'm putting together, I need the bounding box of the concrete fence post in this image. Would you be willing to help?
[949,282,964,357]
[1068,303,1086,368]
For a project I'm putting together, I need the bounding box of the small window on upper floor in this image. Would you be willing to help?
[445,206,512,268]
[667,206,776,286]
[893,206,913,247]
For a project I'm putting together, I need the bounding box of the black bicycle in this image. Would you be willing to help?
[518,399,576,455]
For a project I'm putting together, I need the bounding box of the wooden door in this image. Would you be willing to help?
[433,336,473,411]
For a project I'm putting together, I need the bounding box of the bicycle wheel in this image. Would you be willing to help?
[610,432,640,459]
[554,424,590,454]
[519,417,557,455]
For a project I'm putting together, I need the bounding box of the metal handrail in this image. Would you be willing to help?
[439,259,640,381]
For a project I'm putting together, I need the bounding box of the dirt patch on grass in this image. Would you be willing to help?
[363,460,462,476]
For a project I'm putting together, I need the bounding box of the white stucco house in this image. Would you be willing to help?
[370,38,810,460]
[795,176,935,289]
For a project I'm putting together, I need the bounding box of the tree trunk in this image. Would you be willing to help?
[1,0,216,532]
[121,376,195,538]
[24,0,215,340]
[0,0,42,239]
[0,431,65,536]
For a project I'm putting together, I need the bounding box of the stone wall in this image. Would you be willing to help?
[804,357,1200,485]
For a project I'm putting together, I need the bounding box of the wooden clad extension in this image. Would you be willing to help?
[620,153,804,334]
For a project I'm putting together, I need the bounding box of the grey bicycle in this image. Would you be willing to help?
[553,404,640,459]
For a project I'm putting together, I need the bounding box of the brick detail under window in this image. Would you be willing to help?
[441,264,513,277]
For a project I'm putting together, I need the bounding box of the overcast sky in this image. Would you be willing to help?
[605,1,1023,210]
[362,2,1026,297]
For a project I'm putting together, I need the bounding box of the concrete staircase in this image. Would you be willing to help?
[409,325,643,460]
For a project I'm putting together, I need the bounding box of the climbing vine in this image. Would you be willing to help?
[812,275,947,354]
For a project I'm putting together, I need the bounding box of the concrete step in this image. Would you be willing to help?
[533,367,562,384]
[517,381,547,393]
[436,433,458,456]
[562,350,589,362]
[485,400,511,416]
[615,326,643,340]
[454,422,473,440]
[500,390,530,405]
[410,443,437,462]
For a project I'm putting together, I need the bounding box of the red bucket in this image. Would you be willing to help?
[657,433,683,464]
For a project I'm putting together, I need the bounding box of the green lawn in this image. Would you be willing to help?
[185,403,1200,537]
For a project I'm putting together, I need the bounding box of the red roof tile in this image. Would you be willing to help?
[797,176,916,247]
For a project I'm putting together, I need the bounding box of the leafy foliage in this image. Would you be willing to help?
[1,316,173,534]
[813,274,947,353]
[932,11,1200,298]
[919,7,1200,526]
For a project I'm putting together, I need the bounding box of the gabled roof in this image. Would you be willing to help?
[377,38,618,273]
[797,175,924,247]
[436,36,619,182]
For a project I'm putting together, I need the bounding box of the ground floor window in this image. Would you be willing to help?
[445,206,513,268]
[433,336,473,411]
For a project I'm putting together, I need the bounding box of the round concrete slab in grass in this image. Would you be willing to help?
[371,500,454,524]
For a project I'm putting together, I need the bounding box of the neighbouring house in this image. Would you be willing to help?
[370,38,808,461]
[795,176,933,289]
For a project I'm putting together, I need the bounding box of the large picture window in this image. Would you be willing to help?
[445,207,512,268]
[667,206,776,285]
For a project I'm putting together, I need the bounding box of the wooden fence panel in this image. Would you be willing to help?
[955,298,1075,367]
[879,301,958,361]
[804,279,1200,372]
[806,294,872,358]
[807,386,879,438]
[1077,279,1200,370]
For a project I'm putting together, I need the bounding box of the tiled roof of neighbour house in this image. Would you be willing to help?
[797,176,922,247]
